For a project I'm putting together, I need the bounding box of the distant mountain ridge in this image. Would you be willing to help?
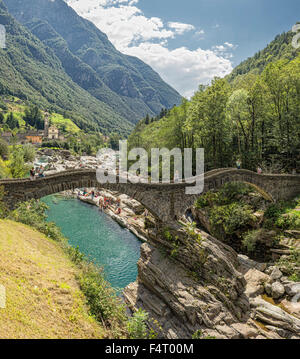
[0,0,135,134]
[4,0,182,124]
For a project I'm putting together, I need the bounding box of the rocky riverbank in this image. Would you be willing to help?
[123,222,300,339]
[60,188,151,243]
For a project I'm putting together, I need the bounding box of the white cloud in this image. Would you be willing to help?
[168,22,195,35]
[66,0,235,98]
[124,43,232,98]
[212,42,238,59]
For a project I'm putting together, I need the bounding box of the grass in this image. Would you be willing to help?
[50,113,80,134]
[0,219,104,339]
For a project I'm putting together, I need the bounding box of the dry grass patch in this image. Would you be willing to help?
[0,220,104,339]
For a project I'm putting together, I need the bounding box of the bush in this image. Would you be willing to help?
[0,139,8,160]
[23,144,36,163]
[8,146,30,179]
[78,264,127,336]
[210,203,255,239]
[192,330,216,339]
[264,200,300,230]
[9,200,64,241]
[127,308,149,339]
[242,230,261,253]
[195,183,253,209]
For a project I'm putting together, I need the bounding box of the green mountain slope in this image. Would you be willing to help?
[229,30,299,81]
[0,0,133,134]
[4,0,182,122]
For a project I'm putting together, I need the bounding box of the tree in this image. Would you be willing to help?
[9,146,29,179]
[22,144,36,163]
[23,106,44,130]
[6,112,19,130]
[0,139,8,160]
[109,133,120,150]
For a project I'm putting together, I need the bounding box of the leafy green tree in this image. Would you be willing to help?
[9,146,30,178]
[6,112,19,130]
[23,106,44,130]
[22,144,36,163]
[0,139,9,160]
[109,133,121,150]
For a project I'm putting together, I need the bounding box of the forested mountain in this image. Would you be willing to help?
[129,30,300,173]
[228,30,299,81]
[0,0,133,134]
[4,0,182,123]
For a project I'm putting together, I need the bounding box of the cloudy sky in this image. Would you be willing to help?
[66,0,300,98]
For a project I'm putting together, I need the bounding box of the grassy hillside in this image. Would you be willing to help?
[0,220,103,339]
[0,97,80,133]
[50,113,80,134]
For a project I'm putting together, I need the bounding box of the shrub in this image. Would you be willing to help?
[192,330,216,339]
[23,144,36,163]
[0,140,8,160]
[210,203,255,239]
[127,308,149,339]
[9,200,64,241]
[78,263,127,336]
[8,146,31,179]
[242,230,261,253]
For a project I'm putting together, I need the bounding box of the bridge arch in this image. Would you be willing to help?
[0,169,299,223]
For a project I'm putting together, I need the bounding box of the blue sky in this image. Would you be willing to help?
[66,0,300,97]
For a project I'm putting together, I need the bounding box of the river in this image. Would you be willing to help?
[42,195,142,291]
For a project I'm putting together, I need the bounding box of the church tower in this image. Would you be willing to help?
[44,112,49,137]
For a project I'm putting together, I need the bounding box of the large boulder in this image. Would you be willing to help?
[244,269,269,298]
[271,282,285,299]
[270,267,283,282]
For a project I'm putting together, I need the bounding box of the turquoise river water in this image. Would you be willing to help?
[42,195,142,291]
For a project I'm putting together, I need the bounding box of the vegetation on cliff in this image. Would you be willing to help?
[194,183,300,281]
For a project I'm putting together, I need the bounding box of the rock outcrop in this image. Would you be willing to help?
[123,222,300,339]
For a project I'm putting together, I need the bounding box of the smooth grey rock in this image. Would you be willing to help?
[244,269,269,298]
[271,282,285,299]
[265,282,272,296]
[238,254,267,272]
[270,267,283,282]
[251,297,300,334]
[284,283,300,297]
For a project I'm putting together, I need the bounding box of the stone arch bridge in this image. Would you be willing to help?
[0,169,299,223]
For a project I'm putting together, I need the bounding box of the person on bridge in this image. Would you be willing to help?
[38,166,45,178]
[257,166,262,174]
[30,167,35,181]
[236,159,242,170]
